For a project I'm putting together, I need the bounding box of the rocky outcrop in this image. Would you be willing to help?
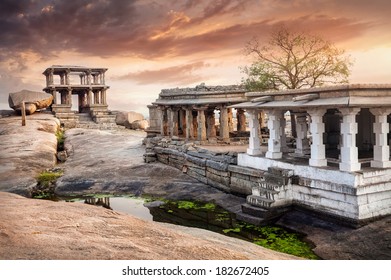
[125,119,149,130]
[115,111,144,126]
[0,112,60,196]
[8,90,53,115]
[0,192,297,260]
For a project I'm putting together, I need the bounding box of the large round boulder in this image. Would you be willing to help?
[115,111,144,126]
[125,119,149,130]
[8,90,53,115]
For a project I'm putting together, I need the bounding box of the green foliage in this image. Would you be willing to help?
[33,170,64,199]
[55,129,65,151]
[242,25,353,91]
[253,226,319,259]
[36,170,63,188]
[222,227,241,234]
[172,200,217,211]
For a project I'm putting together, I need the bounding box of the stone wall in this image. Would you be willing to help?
[144,137,265,196]
[238,153,391,223]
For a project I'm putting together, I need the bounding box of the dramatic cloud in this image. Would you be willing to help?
[1,0,390,111]
[117,62,210,85]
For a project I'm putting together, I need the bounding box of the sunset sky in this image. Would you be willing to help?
[1,0,391,115]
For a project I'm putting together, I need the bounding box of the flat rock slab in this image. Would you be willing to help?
[0,112,59,195]
[0,192,297,260]
[57,128,245,213]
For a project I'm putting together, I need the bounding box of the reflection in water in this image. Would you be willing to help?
[84,197,111,209]
[79,196,153,221]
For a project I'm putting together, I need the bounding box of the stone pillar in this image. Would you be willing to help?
[168,108,179,137]
[60,91,67,104]
[60,74,65,85]
[160,107,167,136]
[94,91,100,104]
[237,109,247,132]
[308,109,327,167]
[280,114,289,153]
[228,108,234,132]
[339,108,361,172]
[206,109,216,139]
[102,89,107,105]
[265,110,283,159]
[65,70,70,85]
[93,74,98,84]
[48,70,54,85]
[86,71,92,85]
[185,108,194,139]
[51,89,57,105]
[295,112,310,155]
[370,108,391,168]
[67,88,72,105]
[247,110,262,156]
[102,72,105,84]
[219,106,229,141]
[87,89,93,106]
[196,108,207,141]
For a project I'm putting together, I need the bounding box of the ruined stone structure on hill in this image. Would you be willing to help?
[43,65,116,129]
[145,83,391,226]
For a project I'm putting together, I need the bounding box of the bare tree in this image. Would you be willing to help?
[242,26,353,91]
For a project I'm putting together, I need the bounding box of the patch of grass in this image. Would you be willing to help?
[33,169,64,199]
[171,200,217,211]
[56,129,65,151]
[252,226,319,259]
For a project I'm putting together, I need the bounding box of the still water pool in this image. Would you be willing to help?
[59,195,319,259]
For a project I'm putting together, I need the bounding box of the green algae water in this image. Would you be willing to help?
[57,195,319,259]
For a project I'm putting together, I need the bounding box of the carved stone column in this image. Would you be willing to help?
[60,90,67,104]
[185,108,194,139]
[100,89,107,105]
[67,88,72,105]
[308,109,327,167]
[168,108,179,137]
[370,108,391,168]
[196,107,207,141]
[94,91,100,105]
[160,107,167,136]
[206,109,216,139]
[87,89,93,106]
[247,110,262,156]
[265,110,283,159]
[237,109,246,132]
[339,108,361,172]
[228,108,234,132]
[295,112,310,155]
[219,106,229,141]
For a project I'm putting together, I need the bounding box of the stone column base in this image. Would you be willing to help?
[339,162,361,172]
[370,160,391,168]
[309,158,327,167]
[247,148,262,156]
[266,151,282,159]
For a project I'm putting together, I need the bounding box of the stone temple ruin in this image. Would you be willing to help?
[43,65,116,128]
[145,83,391,226]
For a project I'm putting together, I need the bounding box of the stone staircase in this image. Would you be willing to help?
[236,167,293,225]
[75,112,117,129]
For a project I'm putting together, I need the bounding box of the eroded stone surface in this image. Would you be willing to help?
[8,90,53,114]
[0,112,59,195]
[0,192,296,260]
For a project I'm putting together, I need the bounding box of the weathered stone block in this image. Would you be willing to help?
[207,178,230,192]
[205,160,229,171]
[230,176,254,195]
[185,154,206,167]
[206,167,230,177]
[187,169,207,184]
[206,170,230,186]
[228,165,264,177]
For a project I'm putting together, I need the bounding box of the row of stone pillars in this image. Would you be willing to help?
[45,70,105,86]
[160,106,247,142]
[52,88,107,107]
[247,107,391,172]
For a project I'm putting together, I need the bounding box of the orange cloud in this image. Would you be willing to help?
[116,61,210,85]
